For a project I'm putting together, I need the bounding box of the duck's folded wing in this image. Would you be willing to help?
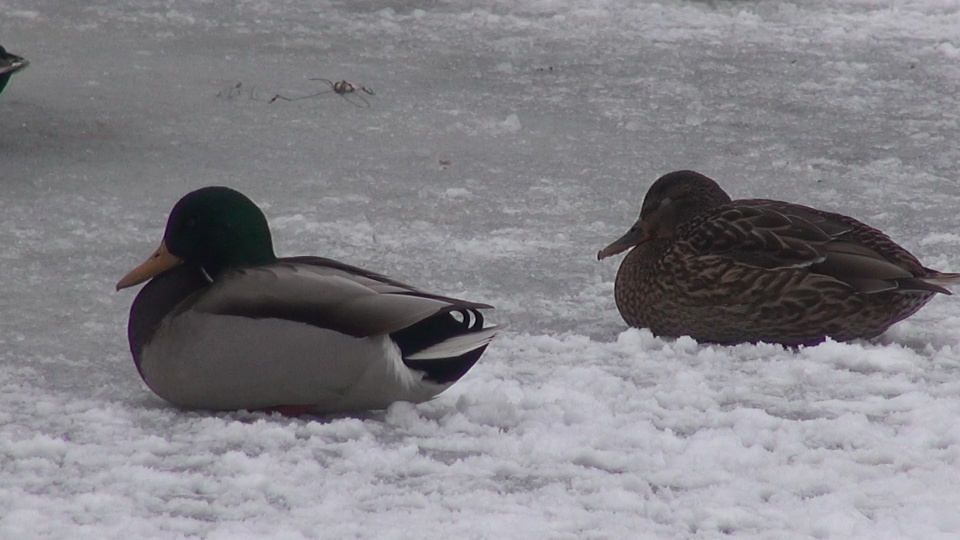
[281,256,493,306]
[688,201,941,294]
[192,259,490,337]
[686,203,833,269]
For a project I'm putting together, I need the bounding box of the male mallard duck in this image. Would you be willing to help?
[0,46,28,96]
[117,187,498,414]
[598,170,960,346]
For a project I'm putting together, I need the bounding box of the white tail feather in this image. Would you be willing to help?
[921,273,960,295]
[922,274,960,285]
[405,326,500,361]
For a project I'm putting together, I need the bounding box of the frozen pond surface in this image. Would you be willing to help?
[2,1,960,538]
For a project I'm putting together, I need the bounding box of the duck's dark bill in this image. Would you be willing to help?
[597,222,650,260]
[117,241,183,290]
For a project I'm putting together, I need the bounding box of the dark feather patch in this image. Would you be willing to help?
[392,309,489,383]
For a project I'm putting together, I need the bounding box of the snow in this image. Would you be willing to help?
[2,0,960,538]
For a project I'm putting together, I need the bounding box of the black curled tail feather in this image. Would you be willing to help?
[391,307,490,384]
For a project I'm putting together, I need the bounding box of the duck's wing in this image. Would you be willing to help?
[281,256,493,307]
[683,199,950,295]
[191,257,493,338]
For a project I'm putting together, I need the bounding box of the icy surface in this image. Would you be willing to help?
[3,1,960,538]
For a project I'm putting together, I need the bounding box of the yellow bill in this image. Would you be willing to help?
[116,241,183,290]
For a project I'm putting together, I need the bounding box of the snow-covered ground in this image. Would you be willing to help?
[3,1,960,538]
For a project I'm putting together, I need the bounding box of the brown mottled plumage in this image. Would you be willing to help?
[598,170,960,346]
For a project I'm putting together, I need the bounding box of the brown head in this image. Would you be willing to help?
[597,170,732,260]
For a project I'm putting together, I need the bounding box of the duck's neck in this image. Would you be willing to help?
[202,248,275,279]
[195,229,276,278]
[615,238,673,298]
[621,238,673,273]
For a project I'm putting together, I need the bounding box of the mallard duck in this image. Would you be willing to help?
[117,187,498,415]
[0,46,28,96]
[597,170,960,346]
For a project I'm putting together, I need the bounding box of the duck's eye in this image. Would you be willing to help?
[643,197,672,215]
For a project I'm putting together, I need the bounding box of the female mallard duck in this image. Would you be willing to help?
[117,187,498,415]
[0,46,28,96]
[598,170,960,346]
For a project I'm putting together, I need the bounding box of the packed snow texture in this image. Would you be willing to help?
[3,1,960,538]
